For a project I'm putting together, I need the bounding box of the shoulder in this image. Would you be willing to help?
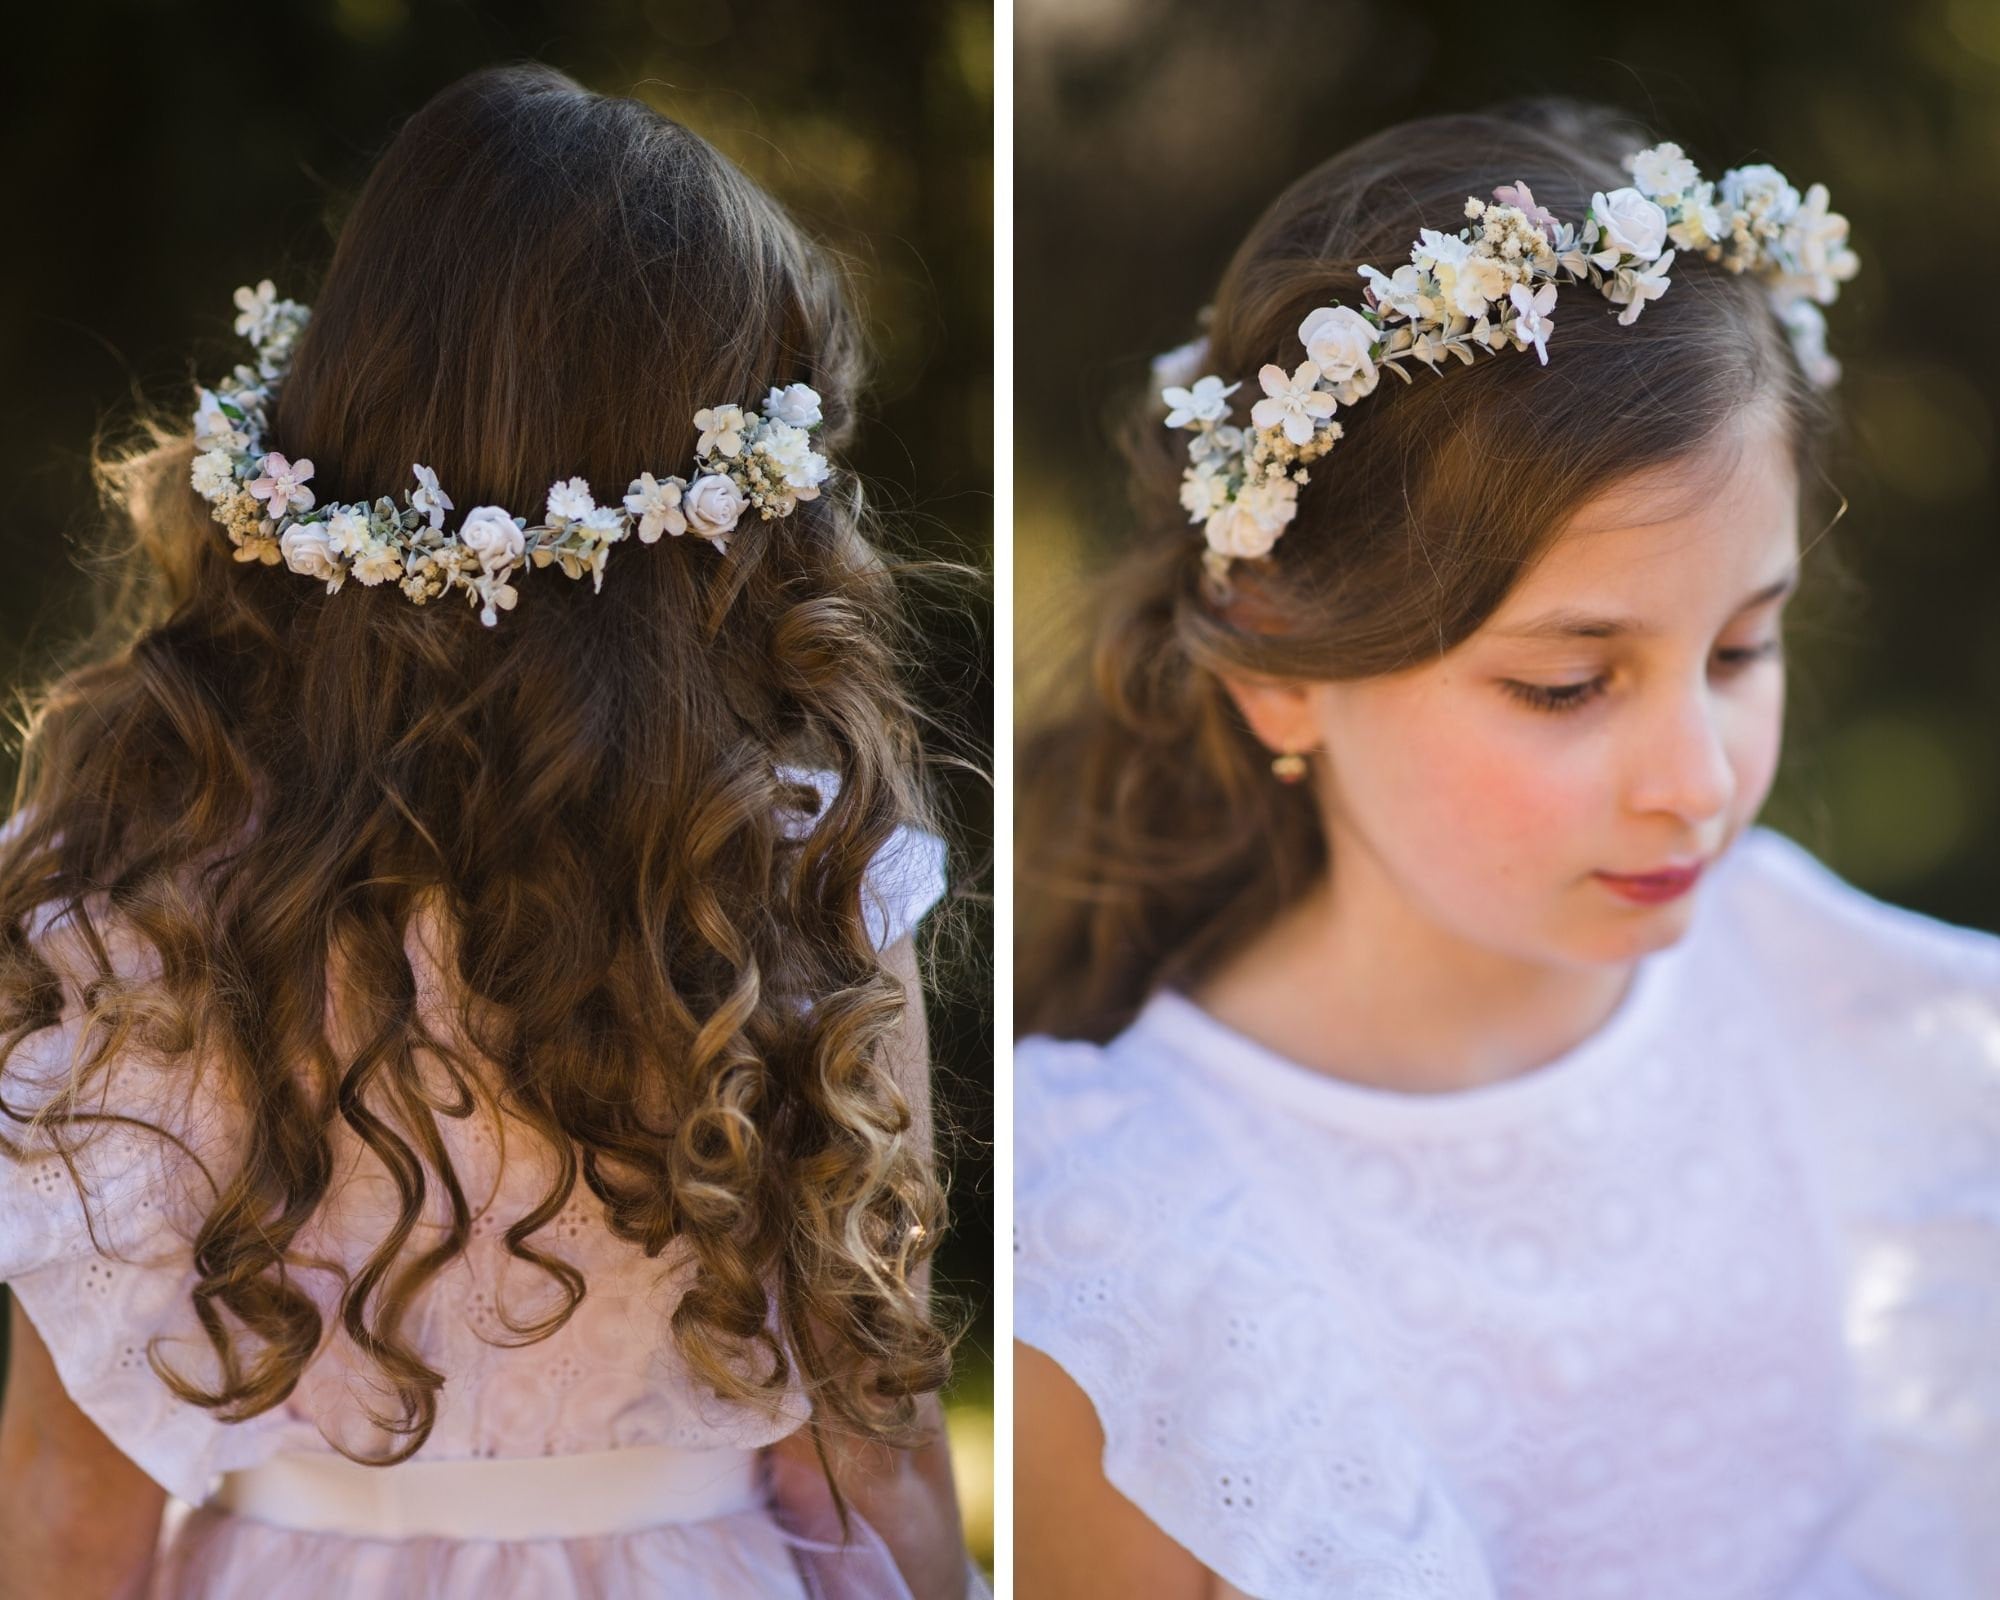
[1013,1025,1499,1597]
[1704,825,2000,1010]
[1015,1027,1250,1243]
[1707,827,2000,1210]
[1013,1023,1256,1344]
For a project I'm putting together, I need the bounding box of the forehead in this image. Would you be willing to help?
[1488,409,1801,632]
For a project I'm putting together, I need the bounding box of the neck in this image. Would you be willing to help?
[1187,843,1636,1095]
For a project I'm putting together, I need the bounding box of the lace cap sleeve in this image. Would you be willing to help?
[776,764,948,951]
[1013,1031,1498,1599]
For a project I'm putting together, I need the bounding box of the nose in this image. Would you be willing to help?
[1624,676,1734,826]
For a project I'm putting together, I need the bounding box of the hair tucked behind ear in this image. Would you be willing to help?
[0,61,977,1516]
[1018,94,1845,1043]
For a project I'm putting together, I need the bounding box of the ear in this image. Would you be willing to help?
[1215,671,1319,757]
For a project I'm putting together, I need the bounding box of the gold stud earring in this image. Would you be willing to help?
[1271,750,1309,783]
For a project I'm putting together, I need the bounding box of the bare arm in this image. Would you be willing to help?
[762,931,975,1599]
[1014,1340,1218,1599]
[0,1292,167,1600]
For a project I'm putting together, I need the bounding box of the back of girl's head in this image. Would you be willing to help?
[1019,95,1844,1042]
[3,62,959,1482]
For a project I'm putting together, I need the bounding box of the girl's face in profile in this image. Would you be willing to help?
[1302,400,1800,970]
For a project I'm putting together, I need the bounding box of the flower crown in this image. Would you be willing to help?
[1156,142,1859,587]
[189,281,833,626]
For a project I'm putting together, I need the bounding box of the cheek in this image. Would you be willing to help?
[1331,686,1591,885]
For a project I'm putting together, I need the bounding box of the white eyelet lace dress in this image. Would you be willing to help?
[1015,825,2000,1599]
[1,768,989,1599]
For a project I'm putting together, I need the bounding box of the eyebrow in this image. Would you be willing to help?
[1492,570,1799,641]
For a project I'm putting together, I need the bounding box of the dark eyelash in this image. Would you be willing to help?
[1503,640,1783,715]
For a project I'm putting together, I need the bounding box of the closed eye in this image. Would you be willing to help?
[1501,640,1782,716]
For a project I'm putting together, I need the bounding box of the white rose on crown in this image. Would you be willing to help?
[1591,188,1669,262]
[1298,305,1378,400]
[762,383,823,428]
[459,505,528,575]
[280,522,341,587]
[683,473,747,548]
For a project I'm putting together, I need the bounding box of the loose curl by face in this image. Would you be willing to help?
[1017,96,1851,1043]
[0,62,970,1511]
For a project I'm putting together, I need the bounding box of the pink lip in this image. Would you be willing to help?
[1594,860,1705,904]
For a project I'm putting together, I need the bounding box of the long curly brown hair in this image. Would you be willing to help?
[1017,96,1853,1044]
[0,61,974,1496]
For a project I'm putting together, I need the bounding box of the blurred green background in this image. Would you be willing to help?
[1016,0,2000,936]
[0,0,992,1569]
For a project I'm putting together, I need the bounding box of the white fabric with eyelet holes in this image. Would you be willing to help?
[1015,824,2000,1599]
[0,769,957,1599]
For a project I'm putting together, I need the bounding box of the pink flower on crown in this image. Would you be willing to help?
[1492,180,1561,244]
[247,452,315,522]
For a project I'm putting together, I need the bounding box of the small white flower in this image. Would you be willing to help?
[1203,476,1298,560]
[409,463,454,531]
[1412,227,1473,271]
[1186,422,1244,468]
[756,421,830,495]
[350,539,406,586]
[247,451,315,522]
[232,280,279,343]
[280,522,342,588]
[1666,181,1725,254]
[1508,281,1558,365]
[1608,251,1676,326]
[1719,164,1800,226]
[1249,361,1336,447]
[1150,336,1210,399]
[694,403,747,459]
[762,383,823,428]
[1447,253,1511,319]
[459,504,527,574]
[1625,142,1700,199]
[545,476,595,525]
[1162,374,1240,429]
[622,472,687,543]
[1591,188,1669,262]
[190,449,237,501]
[325,506,373,558]
[1179,466,1230,522]
[682,473,747,549]
[578,504,626,541]
[1359,263,1439,325]
[1778,182,1859,304]
[192,388,249,453]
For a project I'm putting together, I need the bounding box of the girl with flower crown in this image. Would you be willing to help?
[1015,97,1999,1598]
[0,64,989,1600]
